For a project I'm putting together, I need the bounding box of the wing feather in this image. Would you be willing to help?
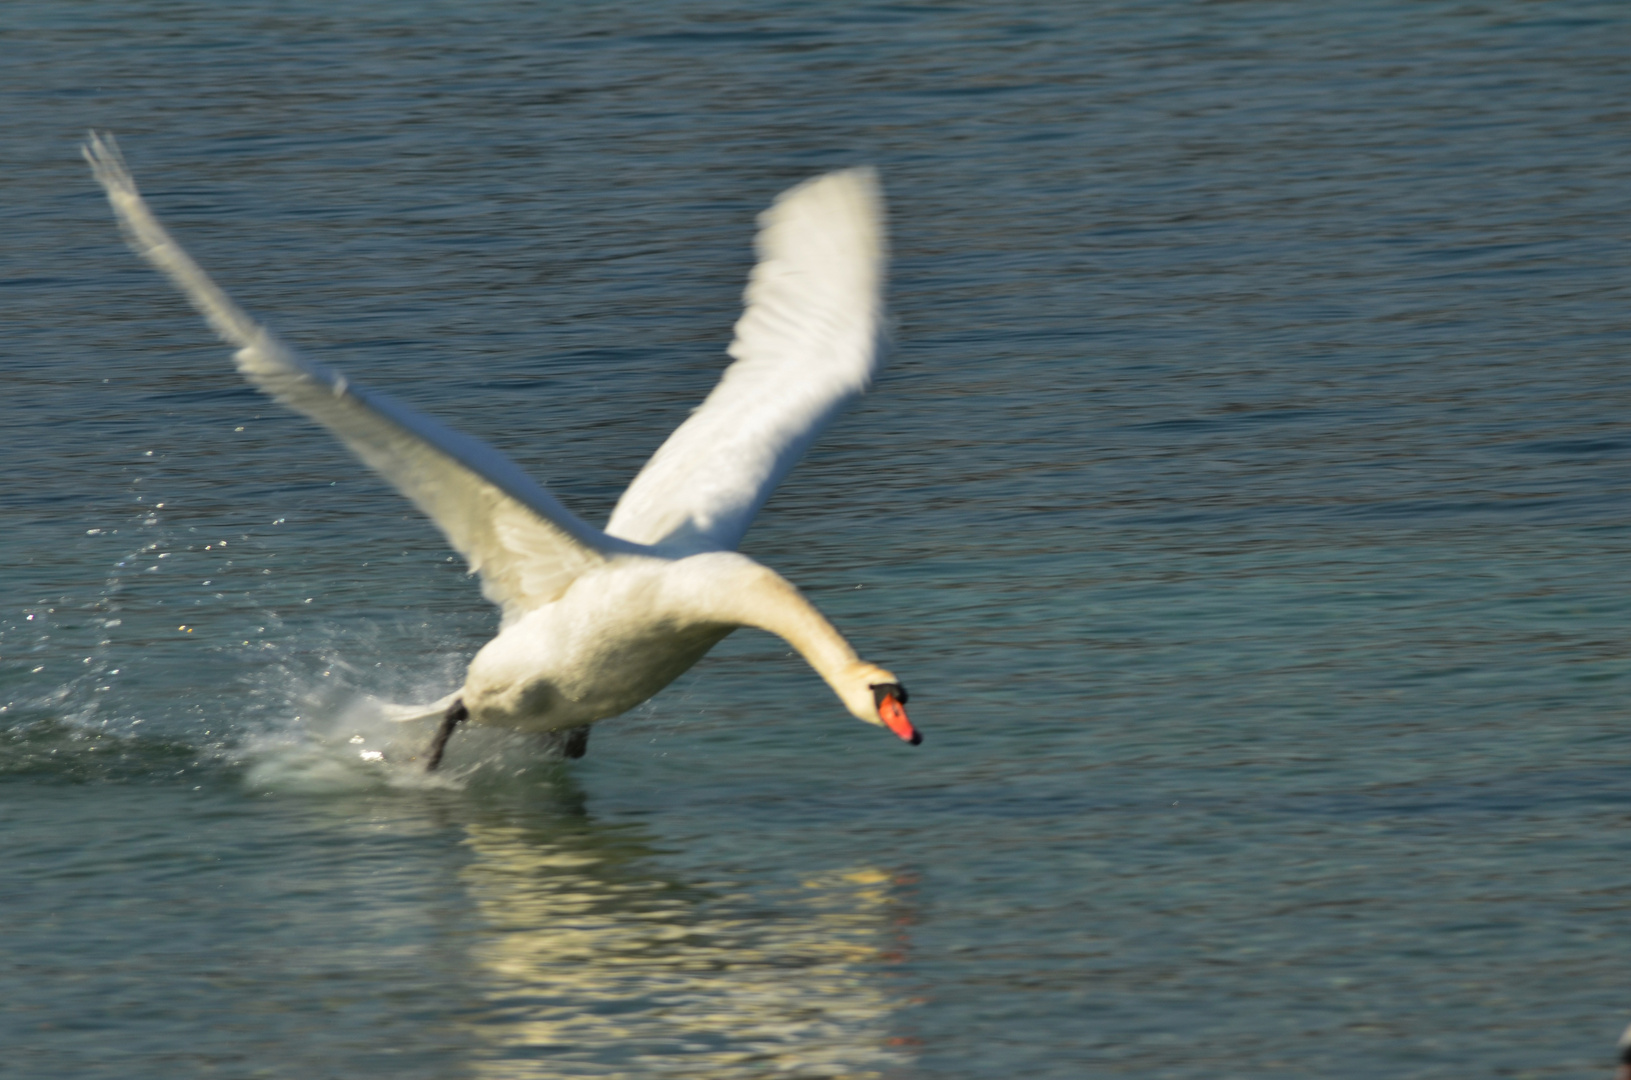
[605,168,888,551]
[85,134,636,624]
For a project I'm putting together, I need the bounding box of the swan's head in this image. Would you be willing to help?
[843,663,920,745]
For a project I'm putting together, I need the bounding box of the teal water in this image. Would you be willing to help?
[5,2,1631,1076]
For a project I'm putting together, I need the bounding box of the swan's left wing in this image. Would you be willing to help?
[605,168,887,551]
[85,134,638,624]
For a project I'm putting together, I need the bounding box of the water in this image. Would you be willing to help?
[4,2,1630,1076]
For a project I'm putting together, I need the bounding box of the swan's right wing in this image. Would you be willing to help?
[85,134,636,624]
[605,168,887,551]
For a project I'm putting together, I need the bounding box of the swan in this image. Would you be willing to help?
[84,134,919,768]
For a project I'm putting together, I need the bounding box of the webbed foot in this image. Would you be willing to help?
[425,698,468,772]
[561,725,590,760]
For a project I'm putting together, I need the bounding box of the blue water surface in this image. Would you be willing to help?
[4,2,1630,1077]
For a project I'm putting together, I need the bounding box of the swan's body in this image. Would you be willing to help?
[85,135,919,759]
[461,550,890,732]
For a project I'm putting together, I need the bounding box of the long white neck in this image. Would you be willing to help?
[710,560,859,681]
[673,552,887,721]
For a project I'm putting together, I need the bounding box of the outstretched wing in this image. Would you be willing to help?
[85,134,640,626]
[604,167,888,552]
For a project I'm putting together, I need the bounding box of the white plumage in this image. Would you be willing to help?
[607,168,886,552]
[85,134,919,764]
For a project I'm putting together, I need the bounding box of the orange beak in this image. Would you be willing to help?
[878,693,921,745]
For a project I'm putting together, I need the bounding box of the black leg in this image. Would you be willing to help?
[562,725,590,759]
[425,698,468,772]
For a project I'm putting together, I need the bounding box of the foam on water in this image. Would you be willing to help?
[237,686,458,795]
[235,681,595,796]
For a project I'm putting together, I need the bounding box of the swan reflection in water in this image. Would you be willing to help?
[453,793,918,1078]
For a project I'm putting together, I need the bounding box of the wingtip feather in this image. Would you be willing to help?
[759,166,887,266]
[82,131,136,197]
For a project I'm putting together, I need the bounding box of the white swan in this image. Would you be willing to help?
[84,134,919,767]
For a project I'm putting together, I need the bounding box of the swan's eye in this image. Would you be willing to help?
[871,682,908,708]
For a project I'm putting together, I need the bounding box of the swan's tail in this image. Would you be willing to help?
[372,691,462,724]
